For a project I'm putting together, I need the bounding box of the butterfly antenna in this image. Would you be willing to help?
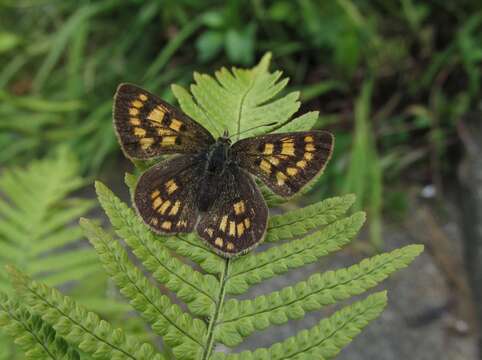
[228,122,277,139]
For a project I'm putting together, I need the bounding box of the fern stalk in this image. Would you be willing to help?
[202,259,230,360]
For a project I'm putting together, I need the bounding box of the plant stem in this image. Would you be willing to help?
[202,258,230,360]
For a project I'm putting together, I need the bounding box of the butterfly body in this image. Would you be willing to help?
[197,136,234,211]
[113,83,334,258]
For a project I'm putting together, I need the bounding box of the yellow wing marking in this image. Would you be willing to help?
[165,179,178,194]
[148,106,166,124]
[276,171,288,186]
[229,221,236,236]
[131,100,143,108]
[263,143,274,155]
[169,201,181,215]
[219,215,228,232]
[305,143,316,152]
[161,221,172,230]
[226,242,235,251]
[161,136,177,146]
[158,200,171,215]
[237,222,245,236]
[215,237,224,247]
[169,119,183,132]
[286,167,298,176]
[134,127,146,137]
[152,197,163,210]
[260,159,272,174]
[297,160,307,169]
[233,201,246,215]
[281,142,295,156]
[205,228,214,237]
[140,138,154,149]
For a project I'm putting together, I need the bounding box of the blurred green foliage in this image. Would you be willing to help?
[0,0,481,245]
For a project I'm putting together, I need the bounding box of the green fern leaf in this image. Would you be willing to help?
[226,212,366,295]
[80,218,206,359]
[217,244,423,346]
[273,111,320,133]
[171,53,300,139]
[0,292,80,360]
[0,148,98,289]
[213,292,387,360]
[266,194,356,242]
[7,267,165,360]
[95,181,219,316]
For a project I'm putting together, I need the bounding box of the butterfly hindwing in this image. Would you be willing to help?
[134,154,204,234]
[114,83,215,159]
[196,166,268,257]
[232,131,334,197]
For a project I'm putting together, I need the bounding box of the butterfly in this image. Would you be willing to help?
[113,83,334,258]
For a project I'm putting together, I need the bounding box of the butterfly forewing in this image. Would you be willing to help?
[196,166,268,257]
[232,131,334,197]
[134,155,204,234]
[114,83,214,159]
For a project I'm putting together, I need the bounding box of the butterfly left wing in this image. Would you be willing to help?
[196,166,268,258]
[134,154,205,234]
[232,131,334,197]
[114,83,215,160]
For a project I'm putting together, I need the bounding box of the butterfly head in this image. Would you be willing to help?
[218,129,232,145]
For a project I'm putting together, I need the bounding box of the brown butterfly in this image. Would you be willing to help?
[113,83,334,258]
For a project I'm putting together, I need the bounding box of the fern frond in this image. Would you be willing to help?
[0,292,80,360]
[7,267,164,360]
[266,194,356,243]
[273,111,320,133]
[226,213,366,295]
[172,53,301,139]
[213,292,388,360]
[2,57,425,360]
[0,148,98,288]
[80,218,206,359]
[95,181,219,316]
[217,244,423,346]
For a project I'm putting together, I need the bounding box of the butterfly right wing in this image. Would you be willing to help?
[134,154,204,234]
[114,83,215,160]
[196,165,268,258]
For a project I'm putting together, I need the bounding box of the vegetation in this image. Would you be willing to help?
[0,54,423,359]
[1,1,480,246]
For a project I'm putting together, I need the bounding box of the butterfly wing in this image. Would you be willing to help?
[134,154,205,234]
[114,83,215,159]
[196,165,268,258]
[232,131,334,197]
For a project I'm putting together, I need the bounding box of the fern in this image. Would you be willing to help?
[0,292,80,360]
[0,147,98,290]
[1,55,423,359]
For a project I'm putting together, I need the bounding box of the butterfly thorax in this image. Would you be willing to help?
[205,136,233,174]
[198,136,235,212]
